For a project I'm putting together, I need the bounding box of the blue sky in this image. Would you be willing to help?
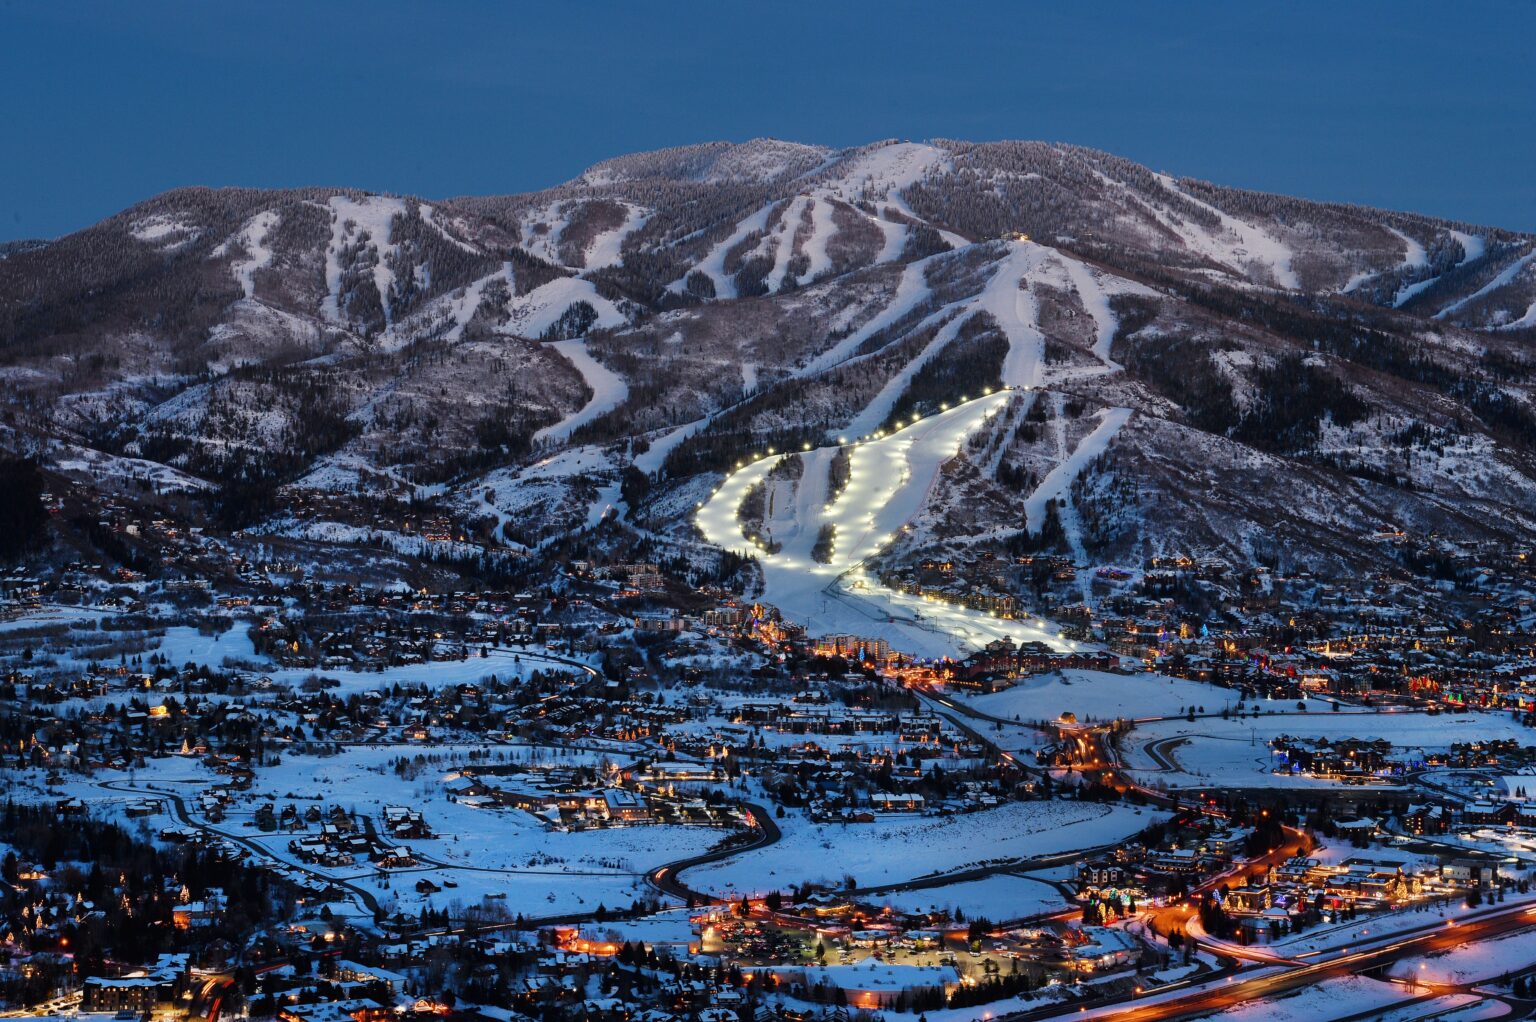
[4,1,1533,241]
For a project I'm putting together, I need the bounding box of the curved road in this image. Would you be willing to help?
[647,802,780,903]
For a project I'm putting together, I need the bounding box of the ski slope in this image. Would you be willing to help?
[1024,405,1133,535]
[1435,245,1536,320]
[696,392,1078,659]
[533,340,630,444]
[213,210,281,299]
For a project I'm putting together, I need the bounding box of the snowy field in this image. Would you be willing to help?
[9,742,705,919]
[957,669,1328,724]
[681,800,1161,896]
[147,625,592,695]
[869,873,1067,922]
[1122,709,1529,790]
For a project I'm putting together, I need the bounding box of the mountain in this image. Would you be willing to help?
[3,137,1536,589]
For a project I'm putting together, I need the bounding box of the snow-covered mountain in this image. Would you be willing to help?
[4,138,1536,578]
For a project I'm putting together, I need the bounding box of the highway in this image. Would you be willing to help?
[1003,900,1536,1022]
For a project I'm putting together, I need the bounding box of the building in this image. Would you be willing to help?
[82,977,160,1017]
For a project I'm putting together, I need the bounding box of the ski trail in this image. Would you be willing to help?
[1024,403,1132,537]
[1152,174,1299,289]
[765,196,810,293]
[533,340,630,444]
[843,311,975,439]
[695,392,1076,656]
[1435,245,1536,320]
[984,243,1047,389]
[634,417,706,476]
[795,256,936,378]
[983,390,1037,480]
[1386,226,1429,270]
[802,198,839,281]
[583,203,649,270]
[444,264,512,342]
[779,447,834,561]
[214,210,281,299]
[675,200,778,299]
[1451,230,1486,267]
[1057,254,1121,365]
[871,211,910,263]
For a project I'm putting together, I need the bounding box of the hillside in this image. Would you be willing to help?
[3,137,1536,599]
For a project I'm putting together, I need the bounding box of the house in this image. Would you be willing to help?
[1224,885,1272,915]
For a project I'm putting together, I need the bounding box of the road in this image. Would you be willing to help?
[1004,900,1536,1022]
[647,802,781,903]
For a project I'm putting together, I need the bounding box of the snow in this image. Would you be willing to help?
[212,210,281,299]
[1340,269,1376,294]
[1435,245,1536,321]
[51,442,212,493]
[1496,297,1536,331]
[982,243,1049,389]
[503,275,626,339]
[1147,174,1300,289]
[795,257,935,378]
[842,311,976,439]
[1181,975,1478,1022]
[836,142,966,248]
[680,799,1158,895]
[770,961,960,993]
[635,416,709,476]
[582,203,649,270]
[1122,708,1532,790]
[533,340,630,444]
[1386,226,1439,306]
[957,669,1298,725]
[870,873,1067,922]
[672,200,778,299]
[1024,407,1132,535]
[518,201,571,266]
[1388,226,1429,271]
[146,624,589,696]
[1394,275,1442,307]
[442,264,512,342]
[129,214,202,248]
[1452,230,1487,266]
[1387,926,1536,985]
[39,743,699,920]
[323,195,406,326]
[1057,255,1126,363]
[802,197,839,280]
[418,204,483,255]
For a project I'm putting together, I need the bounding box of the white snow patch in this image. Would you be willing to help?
[212,210,281,299]
[1024,406,1132,535]
[582,202,650,270]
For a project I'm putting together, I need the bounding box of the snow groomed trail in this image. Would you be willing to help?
[533,339,630,445]
[696,391,1079,659]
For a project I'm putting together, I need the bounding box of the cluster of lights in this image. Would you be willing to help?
[694,389,1077,653]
